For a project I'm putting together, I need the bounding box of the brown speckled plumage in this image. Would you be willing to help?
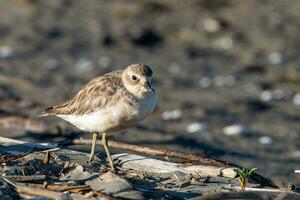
[41,63,155,123]
[43,70,124,115]
[40,63,156,168]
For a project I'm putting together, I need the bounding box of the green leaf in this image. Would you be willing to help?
[248,168,257,176]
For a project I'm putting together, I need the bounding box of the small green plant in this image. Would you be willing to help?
[234,167,257,191]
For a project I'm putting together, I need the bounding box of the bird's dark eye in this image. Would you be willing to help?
[131,75,137,80]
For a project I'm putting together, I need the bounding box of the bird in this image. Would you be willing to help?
[40,64,156,171]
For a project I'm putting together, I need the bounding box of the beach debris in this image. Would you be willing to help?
[268,52,282,65]
[199,77,212,88]
[60,165,93,181]
[223,124,250,136]
[75,57,95,72]
[0,46,13,58]
[97,56,112,68]
[260,89,289,102]
[186,122,207,133]
[258,136,273,145]
[292,93,300,106]
[201,17,221,33]
[44,58,60,70]
[214,75,236,87]
[168,62,181,74]
[161,109,182,120]
[216,36,233,50]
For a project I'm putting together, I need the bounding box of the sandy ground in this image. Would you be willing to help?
[0,0,299,187]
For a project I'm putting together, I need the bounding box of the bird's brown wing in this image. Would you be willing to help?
[41,70,123,116]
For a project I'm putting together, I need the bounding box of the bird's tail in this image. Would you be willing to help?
[38,106,62,117]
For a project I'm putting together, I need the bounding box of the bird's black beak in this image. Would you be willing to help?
[145,81,154,93]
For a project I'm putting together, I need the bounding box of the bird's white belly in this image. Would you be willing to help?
[57,106,123,132]
[57,92,156,133]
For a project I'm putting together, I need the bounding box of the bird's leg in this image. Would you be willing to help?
[101,133,114,171]
[88,132,98,162]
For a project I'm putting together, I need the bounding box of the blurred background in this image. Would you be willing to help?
[0,0,299,187]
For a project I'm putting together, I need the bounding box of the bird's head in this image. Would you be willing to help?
[122,63,154,96]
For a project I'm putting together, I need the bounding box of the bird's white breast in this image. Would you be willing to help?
[57,105,123,132]
[134,91,156,120]
[57,91,156,133]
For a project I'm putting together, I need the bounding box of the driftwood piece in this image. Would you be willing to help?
[113,153,236,178]
[16,185,110,200]
[0,136,277,188]
[71,138,228,167]
[17,186,66,200]
[3,175,49,183]
[69,138,277,188]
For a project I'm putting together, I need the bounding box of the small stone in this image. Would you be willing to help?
[224,75,236,86]
[213,75,236,87]
[86,171,133,194]
[60,165,93,181]
[272,89,287,100]
[199,77,212,88]
[75,57,94,72]
[214,76,225,87]
[223,124,249,136]
[293,93,300,106]
[291,151,300,158]
[98,56,111,68]
[161,109,182,120]
[216,37,233,49]
[186,122,207,133]
[202,18,221,33]
[45,58,59,70]
[268,52,282,65]
[260,90,273,102]
[258,136,273,144]
[260,89,288,102]
[0,46,13,58]
[168,62,181,74]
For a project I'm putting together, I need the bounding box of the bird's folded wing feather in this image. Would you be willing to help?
[41,70,123,116]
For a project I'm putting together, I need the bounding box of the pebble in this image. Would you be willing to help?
[260,89,289,102]
[272,89,287,100]
[98,56,111,68]
[223,75,236,86]
[260,90,273,102]
[186,122,207,133]
[223,124,249,136]
[0,46,13,58]
[45,58,60,70]
[292,93,300,106]
[75,57,94,72]
[161,109,182,120]
[258,136,273,145]
[214,75,236,87]
[216,37,233,49]
[268,52,282,65]
[199,77,212,88]
[168,62,181,74]
[291,150,300,158]
[202,18,221,33]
